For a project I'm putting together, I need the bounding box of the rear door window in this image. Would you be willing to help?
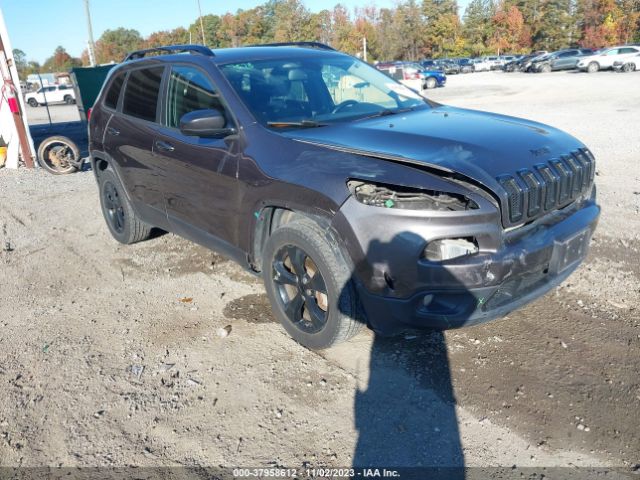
[104,73,125,110]
[165,65,224,129]
[122,67,164,122]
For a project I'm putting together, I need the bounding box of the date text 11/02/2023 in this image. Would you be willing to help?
[232,468,401,478]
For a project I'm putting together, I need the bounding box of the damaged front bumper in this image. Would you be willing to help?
[333,195,600,334]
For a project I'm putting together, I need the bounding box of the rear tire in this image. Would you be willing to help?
[98,168,151,244]
[622,63,635,73]
[262,219,364,349]
[64,95,75,105]
[426,77,437,89]
[28,98,38,107]
[541,64,552,73]
[587,62,599,73]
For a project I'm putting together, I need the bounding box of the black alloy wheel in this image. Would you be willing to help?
[272,244,329,334]
[102,180,126,234]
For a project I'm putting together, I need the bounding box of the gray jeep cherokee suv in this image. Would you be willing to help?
[89,43,600,349]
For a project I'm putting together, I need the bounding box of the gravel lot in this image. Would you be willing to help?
[24,103,81,125]
[1,71,639,474]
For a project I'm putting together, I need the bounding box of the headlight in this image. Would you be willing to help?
[347,180,478,211]
[423,238,479,261]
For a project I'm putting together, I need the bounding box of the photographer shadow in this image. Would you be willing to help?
[346,231,468,478]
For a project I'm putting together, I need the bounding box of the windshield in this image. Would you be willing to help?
[219,54,429,128]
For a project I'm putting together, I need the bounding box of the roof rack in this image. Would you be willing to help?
[248,42,335,51]
[123,44,214,62]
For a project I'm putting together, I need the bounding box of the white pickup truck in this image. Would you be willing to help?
[25,84,76,107]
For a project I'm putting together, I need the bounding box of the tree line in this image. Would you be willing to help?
[14,0,640,77]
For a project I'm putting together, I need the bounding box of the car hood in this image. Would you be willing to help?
[282,105,584,192]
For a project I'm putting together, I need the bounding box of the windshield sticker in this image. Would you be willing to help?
[386,83,422,99]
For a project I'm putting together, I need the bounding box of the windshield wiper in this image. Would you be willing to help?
[267,120,327,128]
[357,106,417,121]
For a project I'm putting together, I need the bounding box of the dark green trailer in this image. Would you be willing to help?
[69,64,116,122]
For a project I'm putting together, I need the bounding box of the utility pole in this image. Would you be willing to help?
[197,0,206,46]
[363,37,367,62]
[83,0,97,66]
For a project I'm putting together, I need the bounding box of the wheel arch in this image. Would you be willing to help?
[250,204,335,273]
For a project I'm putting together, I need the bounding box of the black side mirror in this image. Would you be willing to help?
[179,109,235,138]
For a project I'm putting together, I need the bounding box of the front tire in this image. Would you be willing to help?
[262,219,363,349]
[98,168,151,244]
[64,95,75,105]
[28,98,38,107]
[426,77,437,89]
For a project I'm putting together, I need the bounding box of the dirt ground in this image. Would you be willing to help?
[1,71,639,475]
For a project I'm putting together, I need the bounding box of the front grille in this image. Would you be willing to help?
[498,148,595,227]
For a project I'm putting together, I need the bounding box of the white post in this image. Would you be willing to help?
[363,37,367,63]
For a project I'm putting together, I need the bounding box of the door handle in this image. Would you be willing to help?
[155,140,175,152]
[107,127,120,136]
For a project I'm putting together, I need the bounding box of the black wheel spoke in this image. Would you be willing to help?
[304,296,327,329]
[309,272,327,293]
[273,261,298,286]
[284,291,304,321]
[286,246,306,277]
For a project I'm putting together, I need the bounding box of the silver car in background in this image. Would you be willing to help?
[577,45,640,72]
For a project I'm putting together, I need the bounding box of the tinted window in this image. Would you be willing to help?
[122,67,163,122]
[105,73,125,110]
[165,66,224,128]
[619,47,639,54]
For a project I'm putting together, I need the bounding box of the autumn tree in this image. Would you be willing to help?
[42,46,82,72]
[95,28,143,63]
[145,28,190,48]
[490,3,531,53]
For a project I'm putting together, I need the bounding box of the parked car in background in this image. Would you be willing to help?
[613,53,640,72]
[420,59,460,75]
[437,59,461,74]
[498,55,517,67]
[514,51,549,72]
[577,46,640,72]
[377,61,446,90]
[25,84,76,107]
[532,48,594,72]
[456,58,475,73]
[472,58,492,72]
[482,56,502,70]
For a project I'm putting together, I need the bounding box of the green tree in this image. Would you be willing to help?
[188,14,222,46]
[534,0,575,50]
[95,28,143,63]
[463,0,494,55]
[423,0,463,57]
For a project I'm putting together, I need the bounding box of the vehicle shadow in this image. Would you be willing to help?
[344,232,467,478]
